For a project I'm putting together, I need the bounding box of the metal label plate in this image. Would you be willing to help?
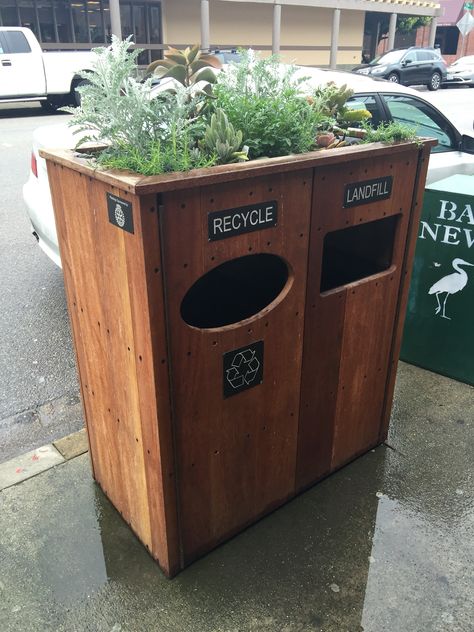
[208,201,277,241]
[223,341,264,398]
[343,176,393,208]
[107,193,134,234]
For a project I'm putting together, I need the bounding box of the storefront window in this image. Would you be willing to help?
[17,0,37,34]
[0,0,162,56]
[0,1,20,26]
[36,0,54,42]
[53,0,73,42]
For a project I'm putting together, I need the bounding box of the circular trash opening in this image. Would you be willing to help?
[180,253,291,329]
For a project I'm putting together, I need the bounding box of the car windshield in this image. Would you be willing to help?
[370,50,405,65]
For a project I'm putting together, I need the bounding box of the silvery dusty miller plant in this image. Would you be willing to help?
[66,37,217,174]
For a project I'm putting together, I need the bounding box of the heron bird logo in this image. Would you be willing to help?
[428,258,474,320]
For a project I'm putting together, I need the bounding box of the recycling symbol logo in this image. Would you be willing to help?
[226,348,260,389]
[114,203,126,228]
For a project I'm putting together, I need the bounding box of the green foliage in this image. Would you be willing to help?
[96,130,216,176]
[213,51,326,159]
[201,108,249,163]
[65,39,418,177]
[66,37,216,174]
[397,16,432,35]
[311,82,353,119]
[360,121,419,144]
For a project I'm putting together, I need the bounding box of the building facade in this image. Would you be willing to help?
[0,0,163,63]
[416,0,474,63]
[0,0,441,67]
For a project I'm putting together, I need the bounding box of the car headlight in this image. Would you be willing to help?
[371,65,387,74]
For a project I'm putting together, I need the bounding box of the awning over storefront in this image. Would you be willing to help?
[218,0,441,18]
[437,0,465,26]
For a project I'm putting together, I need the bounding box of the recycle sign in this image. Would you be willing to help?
[223,341,264,398]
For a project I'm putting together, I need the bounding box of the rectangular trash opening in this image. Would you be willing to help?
[320,215,399,293]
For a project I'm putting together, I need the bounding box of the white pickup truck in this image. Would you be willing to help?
[0,27,95,110]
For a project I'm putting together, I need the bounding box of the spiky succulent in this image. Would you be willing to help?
[202,108,249,164]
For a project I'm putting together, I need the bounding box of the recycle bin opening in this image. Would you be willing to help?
[320,215,399,293]
[180,253,291,329]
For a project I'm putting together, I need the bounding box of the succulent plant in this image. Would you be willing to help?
[146,44,222,93]
[201,108,249,164]
[338,108,372,125]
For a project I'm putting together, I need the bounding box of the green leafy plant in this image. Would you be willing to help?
[66,37,217,174]
[65,38,417,177]
[311,82,354,120]
[360,121,419,144]
[201,108,249,164]
[213,51,326,159]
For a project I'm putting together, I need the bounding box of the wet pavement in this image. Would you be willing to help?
[0,362,472,632]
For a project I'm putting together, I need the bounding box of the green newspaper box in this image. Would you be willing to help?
[401,174,474,384]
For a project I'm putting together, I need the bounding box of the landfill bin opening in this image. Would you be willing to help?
[320,215,399,292]
[181,253,291,329]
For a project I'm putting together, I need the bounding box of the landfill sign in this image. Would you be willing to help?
[457,11,474,37]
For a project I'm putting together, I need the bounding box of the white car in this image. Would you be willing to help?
[23,68,474,267]
[445,55,474,88]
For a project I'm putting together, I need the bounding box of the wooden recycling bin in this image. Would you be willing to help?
[42,139,432,577]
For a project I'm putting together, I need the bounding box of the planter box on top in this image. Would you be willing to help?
[41,139,433,577]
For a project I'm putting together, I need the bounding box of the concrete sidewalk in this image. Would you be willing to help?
[0,362,472,632]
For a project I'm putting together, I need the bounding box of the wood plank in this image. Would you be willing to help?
[160,170,312,563]
[297,148,418,485]
[330,270,400,468]
[296,289,346,490]
[46,165,174,563]
[129,193,180,576]
[379,144,432,442]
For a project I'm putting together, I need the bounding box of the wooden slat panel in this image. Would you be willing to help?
[297,290,346,490]
[46,164,178,573]
[331,271,400,468]
[378,145,432,442]
[297,149,417,487]
[161,171,312,563]
[124,193,180,576]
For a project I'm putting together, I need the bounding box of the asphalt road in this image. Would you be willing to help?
[0,103,83,463]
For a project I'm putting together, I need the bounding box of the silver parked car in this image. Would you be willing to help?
[445,55,474,88]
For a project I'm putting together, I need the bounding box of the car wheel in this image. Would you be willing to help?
[387,72,400,83]
[72,79,90,107]
[428,72,442,91]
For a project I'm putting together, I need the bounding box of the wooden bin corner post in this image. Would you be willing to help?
[44,157,180,577]
[42,139,434,576]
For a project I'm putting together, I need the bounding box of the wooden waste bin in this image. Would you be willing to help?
[42,139,432,577]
